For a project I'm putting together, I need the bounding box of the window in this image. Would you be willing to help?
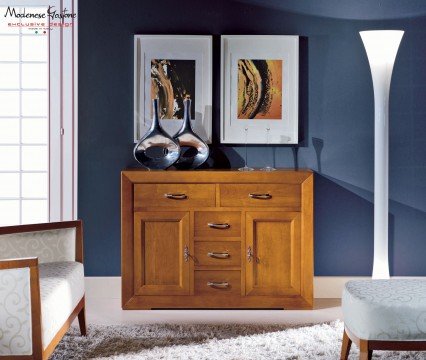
[0,1,77,225]
[0,7,49,225]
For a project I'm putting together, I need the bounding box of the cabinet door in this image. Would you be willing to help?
[134,211,190,296]
[245,212,301,296]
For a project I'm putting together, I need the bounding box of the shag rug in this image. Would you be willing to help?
[51,321,424,359]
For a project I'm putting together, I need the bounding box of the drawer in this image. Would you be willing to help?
[194,211,241,238]
[195,270,241,296]
[134,184,215,208]
[219,184,301,208]
[194,241,241,267]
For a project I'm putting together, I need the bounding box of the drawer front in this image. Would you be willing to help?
[194,211,241,238]
[195,270,241,296]
[220,184,301,208]
[134,184,216,208]
[194,241,241,267]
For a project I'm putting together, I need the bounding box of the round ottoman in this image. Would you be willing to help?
[341,279,426,359]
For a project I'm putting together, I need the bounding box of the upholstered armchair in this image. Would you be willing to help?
[0,221,86,359]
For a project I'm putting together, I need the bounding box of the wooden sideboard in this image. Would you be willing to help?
[121,169,314,309]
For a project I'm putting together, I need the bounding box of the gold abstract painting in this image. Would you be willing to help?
[237,59,282,120]
[151,59,195,119]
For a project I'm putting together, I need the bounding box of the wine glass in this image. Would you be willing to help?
[238,126,254,171]
[261,126,276,171]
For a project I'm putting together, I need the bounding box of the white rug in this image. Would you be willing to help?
[51,321,424,359]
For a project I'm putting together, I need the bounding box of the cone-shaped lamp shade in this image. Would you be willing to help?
[360,31,404,66]
[360,30,404,279]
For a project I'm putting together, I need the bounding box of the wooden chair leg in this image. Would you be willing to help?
[77,303,87,336]
[340,329,352,360]
[359,339,372,360]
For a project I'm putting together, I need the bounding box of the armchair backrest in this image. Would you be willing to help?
[0,221,83,264]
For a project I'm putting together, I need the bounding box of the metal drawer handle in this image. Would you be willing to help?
[249,193,272,200]
[165,193,187,200]
[207,223,230,229]
[207,281,229,288]
[207,252,230,259]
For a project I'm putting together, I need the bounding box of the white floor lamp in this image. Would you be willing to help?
[360,30,404,279]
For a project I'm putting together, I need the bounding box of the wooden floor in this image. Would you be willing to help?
[80,298,342,326]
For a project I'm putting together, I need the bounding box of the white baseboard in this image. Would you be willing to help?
[85,276,372,300]
[314,276,426,298]
[313,276,370,298]
[85,276,121,299]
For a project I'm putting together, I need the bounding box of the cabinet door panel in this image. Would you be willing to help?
[246,212,301,296]
[134,212,190,295]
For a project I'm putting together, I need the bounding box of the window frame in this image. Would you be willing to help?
[0,0,78,224]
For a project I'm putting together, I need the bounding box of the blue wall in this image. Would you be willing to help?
[78,0,426,276]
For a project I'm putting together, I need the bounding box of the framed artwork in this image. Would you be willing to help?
[134,35,212,143]
[221,35,299,144]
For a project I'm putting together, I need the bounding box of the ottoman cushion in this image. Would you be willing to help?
[342,279,426,341]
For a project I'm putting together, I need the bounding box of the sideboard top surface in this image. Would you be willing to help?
[122,169,313,184]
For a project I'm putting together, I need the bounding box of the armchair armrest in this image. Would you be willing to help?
[0,257,42,357]
[0,256,38,270]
